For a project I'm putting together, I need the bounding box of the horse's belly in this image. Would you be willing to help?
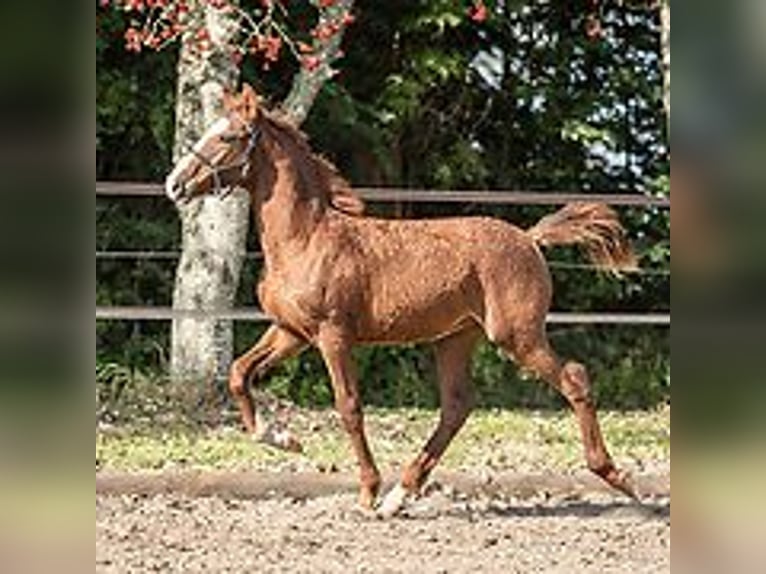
[359,285,476,344]
[359,316,476,344]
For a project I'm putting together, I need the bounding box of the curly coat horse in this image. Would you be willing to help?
[165,84,638,516]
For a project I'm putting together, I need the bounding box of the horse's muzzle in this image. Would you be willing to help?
[165,175,187,202]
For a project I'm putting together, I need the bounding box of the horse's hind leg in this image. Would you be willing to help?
[229,325,305,450]
[378,327,480,518]
[502,327,637,499]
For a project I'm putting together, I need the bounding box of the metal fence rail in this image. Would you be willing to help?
[95,306,669,325]
[96,181,671,207]
[96,181,670,327]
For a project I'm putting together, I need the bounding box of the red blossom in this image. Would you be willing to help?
[118,0,348,69]
[249,34,281,62]
[263,35,282,61]
[311,24,336,41]
[468,1,487,23]
[123,0,145,12]
[99,0,110,7]
[124,27,142,52]
[585,15,603,41]
[301,55,321,71]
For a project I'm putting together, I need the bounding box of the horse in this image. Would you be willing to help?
[165,83,639,517]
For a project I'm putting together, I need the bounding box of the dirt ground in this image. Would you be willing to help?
[96,471,669,573]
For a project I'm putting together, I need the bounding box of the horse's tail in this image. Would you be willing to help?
[527,202,638,273]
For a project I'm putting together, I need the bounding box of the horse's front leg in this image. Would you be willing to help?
[317,328,381,510]
[229,325,306,450]
[378,327,480,518]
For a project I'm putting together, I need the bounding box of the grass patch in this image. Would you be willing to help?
[97,405,669,475]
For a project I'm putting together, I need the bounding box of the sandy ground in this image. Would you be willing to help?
[96,471,669,573]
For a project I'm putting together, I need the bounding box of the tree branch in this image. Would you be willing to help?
[281,0,355,125]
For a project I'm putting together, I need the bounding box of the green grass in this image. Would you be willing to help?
[96,405,670,475]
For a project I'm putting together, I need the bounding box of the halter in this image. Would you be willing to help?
[190,122,261,198]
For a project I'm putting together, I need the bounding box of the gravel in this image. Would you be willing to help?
[97,484,669,573]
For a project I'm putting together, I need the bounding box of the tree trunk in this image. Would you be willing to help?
[170,1,249,383]
[170,0,354,384]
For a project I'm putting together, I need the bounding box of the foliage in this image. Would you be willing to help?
[97,0,669,410]
[102,0,355,72]
[97,6,177,178]
[232,324,668,411]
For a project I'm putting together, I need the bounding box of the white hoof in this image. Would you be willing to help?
[253,423,303,453]
[353,503,378,520]
[376,483,411,519]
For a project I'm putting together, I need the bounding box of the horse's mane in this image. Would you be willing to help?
[260,109,365,216]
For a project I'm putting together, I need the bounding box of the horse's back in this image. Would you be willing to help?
[350,214,545,280]
[334,214,549,343]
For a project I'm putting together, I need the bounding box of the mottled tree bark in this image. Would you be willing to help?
[170,0,354,383]
[170,1,249,383]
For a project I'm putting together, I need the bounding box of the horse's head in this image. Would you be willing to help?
[165,83,262,202]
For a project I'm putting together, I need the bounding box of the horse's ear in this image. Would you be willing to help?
[240,83,261,122]
[222,86,237,111]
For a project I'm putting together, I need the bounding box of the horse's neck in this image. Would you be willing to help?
[254,151,323,269]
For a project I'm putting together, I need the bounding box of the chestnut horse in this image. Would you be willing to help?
[165,84,638,517]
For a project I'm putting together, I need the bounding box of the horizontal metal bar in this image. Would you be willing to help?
[96,181,669,208]
[546,312,670,325]
[96,250,263,260]
[95,251,671,278]
[96,181,165,197]
[356,188,670,207]
[96,250,181,260]
[96,306,669,325]
[96,307,270,321]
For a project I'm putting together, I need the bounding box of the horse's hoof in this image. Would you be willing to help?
[254,425,303,453]
[611,469,641,502]
[376,483,410,519]
[353,502,378,520]
[358,489,377,512]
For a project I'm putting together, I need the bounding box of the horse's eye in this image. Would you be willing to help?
[220,134,239,143]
